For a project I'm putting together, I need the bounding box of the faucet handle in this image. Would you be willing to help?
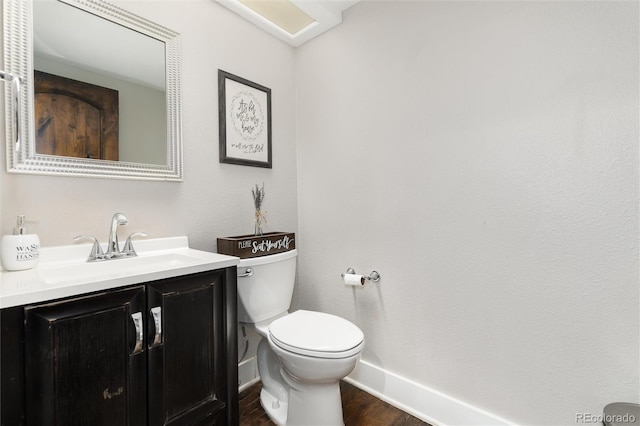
[123,232,147,257]
[74,235,105,262]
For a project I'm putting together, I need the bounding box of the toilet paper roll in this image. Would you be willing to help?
[343,273,365,286]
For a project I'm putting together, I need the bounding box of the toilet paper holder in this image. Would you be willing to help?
[341,268,381,283]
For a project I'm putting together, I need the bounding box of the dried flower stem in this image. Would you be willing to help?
[252,183,266,236]
[252,183,265,210]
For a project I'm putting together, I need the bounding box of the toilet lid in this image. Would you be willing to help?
[269,310,364,358]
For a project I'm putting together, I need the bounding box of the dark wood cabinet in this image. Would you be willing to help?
[1,268,238,426]
[147,272,228,425]
[24,285,147,426]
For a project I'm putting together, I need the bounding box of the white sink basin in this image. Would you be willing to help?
[0,236,240,309]
[39,252,205,285]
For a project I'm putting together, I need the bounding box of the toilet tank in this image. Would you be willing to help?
[236,249,297,323]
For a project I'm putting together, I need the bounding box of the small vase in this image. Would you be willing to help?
[254,209,265,236]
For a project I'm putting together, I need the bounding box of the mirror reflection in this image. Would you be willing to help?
[3,0,183,180]
[33,0,167,165]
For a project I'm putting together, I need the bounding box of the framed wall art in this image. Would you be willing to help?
[218,70,272,168]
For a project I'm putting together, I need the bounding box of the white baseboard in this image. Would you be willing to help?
[238,356,516,425]
[344,359,517,426]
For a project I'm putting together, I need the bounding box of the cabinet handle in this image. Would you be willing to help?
[150,306,162,346]
[131,312,143,355]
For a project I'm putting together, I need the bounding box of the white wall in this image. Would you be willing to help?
[1,0,298,251]
[295,1,639,425]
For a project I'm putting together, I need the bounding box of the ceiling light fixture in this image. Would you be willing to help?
[215,0,358,47]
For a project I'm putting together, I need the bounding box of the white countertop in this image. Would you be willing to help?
[0,236,239,309]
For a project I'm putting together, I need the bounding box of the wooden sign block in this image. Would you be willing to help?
[217,232,295,259]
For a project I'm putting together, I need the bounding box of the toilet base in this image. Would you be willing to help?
[261,373,344,426]
[260,387,288,426]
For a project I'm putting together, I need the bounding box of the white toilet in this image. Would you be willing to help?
[237,249,364,426]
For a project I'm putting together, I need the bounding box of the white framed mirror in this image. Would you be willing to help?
[3,0,183,181]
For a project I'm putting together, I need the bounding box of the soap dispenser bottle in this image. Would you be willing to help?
[1,215,40,271]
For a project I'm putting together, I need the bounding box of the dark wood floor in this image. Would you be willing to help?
[239,380,431,426]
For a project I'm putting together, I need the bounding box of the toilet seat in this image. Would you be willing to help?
[269,310,364,359]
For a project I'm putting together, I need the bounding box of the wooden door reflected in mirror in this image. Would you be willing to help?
[34,70,118,160]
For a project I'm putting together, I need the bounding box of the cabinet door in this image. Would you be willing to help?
[147,271,226,426]
[24,286,146,426]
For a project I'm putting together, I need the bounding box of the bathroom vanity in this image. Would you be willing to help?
[0,237,240,426]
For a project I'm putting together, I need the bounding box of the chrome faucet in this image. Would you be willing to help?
[75,213,146,262]
[106,213,129,257]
